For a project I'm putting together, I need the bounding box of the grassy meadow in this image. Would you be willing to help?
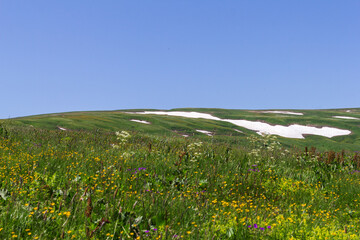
[1,120,360,239]
[10,108,360,151]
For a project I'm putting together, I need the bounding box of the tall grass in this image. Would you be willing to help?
[0,124,360,239]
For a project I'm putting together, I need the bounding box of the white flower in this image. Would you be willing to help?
[113,131,132,148]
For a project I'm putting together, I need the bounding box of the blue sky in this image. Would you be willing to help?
[1,1,359,119]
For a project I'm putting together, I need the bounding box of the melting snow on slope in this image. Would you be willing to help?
[260,111,303,116]
[333,116,359,120]
[224,119,351,139]
[196,130,213,136]
[233,129,243,133]
[132,111,351,139]
[130,119,151,124]
[136,111,222,121]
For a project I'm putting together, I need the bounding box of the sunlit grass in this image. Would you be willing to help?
[0,125,360,239]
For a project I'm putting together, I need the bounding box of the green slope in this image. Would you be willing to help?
[2,108,360,151]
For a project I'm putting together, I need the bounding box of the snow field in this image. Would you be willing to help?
[132,111,351,139]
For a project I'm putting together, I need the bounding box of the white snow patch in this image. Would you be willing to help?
[233,129,243,133]
[196,130,213,136]
[260,111,303,116]
[225,120,351,139]
[182,134,189,137]
[346,110,351,113]
[333,116,359,120]
[130,119,151,124]
[58,127,67,131]
[136,111,222,121]
[133,111,351,139]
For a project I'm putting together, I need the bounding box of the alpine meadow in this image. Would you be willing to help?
[1,1,360,239]
[1,108,360,239]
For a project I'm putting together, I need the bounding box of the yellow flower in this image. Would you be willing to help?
[64,211,71,217]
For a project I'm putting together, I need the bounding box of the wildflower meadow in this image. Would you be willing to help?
[0,124,360,239]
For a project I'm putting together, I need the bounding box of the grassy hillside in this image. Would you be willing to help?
[4,108,360,151]
[1,124,360,239]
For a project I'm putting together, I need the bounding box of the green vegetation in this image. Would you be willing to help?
[7,108,360,151]
[1,122,360,239]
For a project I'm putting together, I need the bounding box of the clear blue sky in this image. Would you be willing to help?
[1,1,359,119]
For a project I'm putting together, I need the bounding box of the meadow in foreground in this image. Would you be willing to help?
[0,124,360,239]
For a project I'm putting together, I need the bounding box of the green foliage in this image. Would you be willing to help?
[0,122,9,139]
[6,107,360,151]
[0,124,360,239]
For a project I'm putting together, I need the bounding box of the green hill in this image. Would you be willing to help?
[2,108,360,151]
[1,109,360,239]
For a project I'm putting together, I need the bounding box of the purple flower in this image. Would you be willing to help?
[267,226,271,229]
[254,224,258,228]
[130,167,147,174]
[260,227,265,230]
[153,228,157,231]
[145,230,150,233]
[248,225,252,228]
